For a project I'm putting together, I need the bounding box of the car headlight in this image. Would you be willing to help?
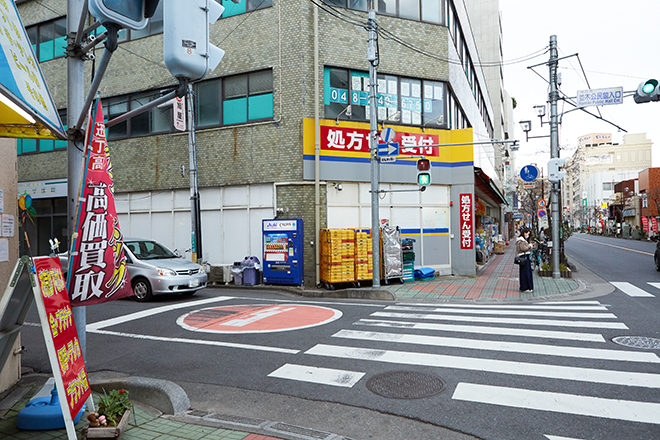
[199,264,206,274]
[155,267,177,277]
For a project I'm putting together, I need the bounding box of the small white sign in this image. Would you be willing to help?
[0,238,8,262]
[577,87,623,107]
[0,188,3,212]
[1,214,14,237]
[174,97,186,131]
[379,156,396,163]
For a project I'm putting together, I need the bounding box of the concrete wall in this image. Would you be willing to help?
[0,138,20,393]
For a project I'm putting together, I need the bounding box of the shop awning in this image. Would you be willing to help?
[0,1,65,140]
[475,167,507,206]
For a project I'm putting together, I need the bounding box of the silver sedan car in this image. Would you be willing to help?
[60,238,207,302]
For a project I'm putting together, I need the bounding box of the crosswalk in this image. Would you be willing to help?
[611,281,658,297]
[266,300,660,430]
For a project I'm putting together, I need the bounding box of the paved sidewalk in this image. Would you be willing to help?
[383,241,579,301]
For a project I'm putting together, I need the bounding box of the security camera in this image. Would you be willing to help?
[337,184,343,191]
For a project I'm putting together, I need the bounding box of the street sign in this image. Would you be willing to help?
[537,199,547,209]
[520,165,539,182]
[513,213,524,219]
[380,127,396,143]
[379,156,396,163]
[582,198,587,206]
[377,142,399,157]
[537,209,547,219]
[577,87,623,107]
[174,97,186,131]
[523,184,535,189]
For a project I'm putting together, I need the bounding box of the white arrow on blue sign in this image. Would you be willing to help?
[377,142,399,157]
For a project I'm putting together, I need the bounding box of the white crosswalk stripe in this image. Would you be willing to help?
[266,300,658,428]
[610,281,655,297]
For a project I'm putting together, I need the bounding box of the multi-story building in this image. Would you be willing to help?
[15,0,510,285]
[563,133,652,227]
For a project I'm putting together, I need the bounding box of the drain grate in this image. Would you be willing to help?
[612,336,660,350]
[366,370,446,399]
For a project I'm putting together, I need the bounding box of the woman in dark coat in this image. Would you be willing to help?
[516,228,534,292]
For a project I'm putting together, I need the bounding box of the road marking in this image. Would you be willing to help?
[268,364,365,388]
[573,237,654,256]
[333,330,659,363]
[385,306,616,319]
[610,282,655,298]
[305,344,660,388]
[371,312,629,329]
[453,383,660,425]
[88,328,300,354]
[355,319,607,342]
[647,282,660,292]
[88,296,236,330]
[396,303,608,311]
[544,436,587,440]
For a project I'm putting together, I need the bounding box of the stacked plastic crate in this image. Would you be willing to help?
[320,229,355,284]
[402,238,415,282]
[354,229,373,282]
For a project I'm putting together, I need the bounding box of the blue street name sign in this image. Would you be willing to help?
[377,142,399,157]
[577,87,623,107]
[520,165,539,182]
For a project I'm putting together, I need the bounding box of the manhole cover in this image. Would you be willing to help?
[366,371,446,399]
[612,336,660,350]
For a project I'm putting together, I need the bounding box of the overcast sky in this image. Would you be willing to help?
[499,0,660,173]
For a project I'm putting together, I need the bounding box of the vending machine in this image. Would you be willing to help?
[262,219,304,285]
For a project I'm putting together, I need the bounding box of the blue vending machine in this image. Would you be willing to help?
[262,219,304,285]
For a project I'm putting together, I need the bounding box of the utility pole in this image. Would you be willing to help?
[186,83,202,263]
[67,0,86,358]
[548,35,561,279]
[367,3,380,288]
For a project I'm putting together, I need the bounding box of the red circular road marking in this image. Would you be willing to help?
[177,304,342,334]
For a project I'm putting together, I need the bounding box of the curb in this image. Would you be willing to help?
[91,376,190,415]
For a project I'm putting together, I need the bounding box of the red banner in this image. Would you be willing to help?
[320,125,439,156]
[642,216,650,232]
[459,193,473,249]
[652,217,658,233]
[34,257,91,419]
[67,99,132,306]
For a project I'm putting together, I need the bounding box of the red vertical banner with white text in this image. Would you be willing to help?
[642,216,649,233]
[652,217,658,233]
[459,193,473,249]
[67,99,132,306]
[33,257,91,419]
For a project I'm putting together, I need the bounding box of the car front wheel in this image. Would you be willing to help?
[132,278,153,302]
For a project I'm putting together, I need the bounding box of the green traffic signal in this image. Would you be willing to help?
[417,173,431,186]
[643,80,658,94]
[634,79,659,103]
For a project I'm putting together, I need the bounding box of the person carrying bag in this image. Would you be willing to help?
[516,227,534,292]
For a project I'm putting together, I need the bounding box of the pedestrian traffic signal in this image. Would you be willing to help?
[547,158,567,183]
[417,158,431,189]
[633,79,660,103]
[89,0,160,30]
[163,0,226,81]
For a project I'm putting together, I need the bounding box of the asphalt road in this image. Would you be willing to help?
[18,233,660,440]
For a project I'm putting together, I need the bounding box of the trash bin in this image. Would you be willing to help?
[241,256,261,286]
[231,261,243,286]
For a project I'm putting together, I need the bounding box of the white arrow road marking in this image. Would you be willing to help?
[611,282,655,297]
[332,330,659,363]
[305,344,660,388]
[371,312,629,329]
[453,383,660,425]
[268,364,365,388]
[544,436,587,440]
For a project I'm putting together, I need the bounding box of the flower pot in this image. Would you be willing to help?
[82,409,131,439]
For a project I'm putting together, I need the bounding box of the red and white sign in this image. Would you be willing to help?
[652,217,658,233]
[459,193,473,249]
[642,216,650,232]
[33,257,91,422]
[177,304,342,334]
[67,99,133,306]
[320,125,439,156]
[174,97,186,131]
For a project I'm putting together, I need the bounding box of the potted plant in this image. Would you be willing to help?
[82,389,132,439]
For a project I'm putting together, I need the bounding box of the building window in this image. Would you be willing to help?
[222,70,274,125]
[603,182,613,191]
[16,111,68,155]
[221,0,273,17]
[102,90,174,140]
[19,197,68,256]
[324,67,448,129]
[26,17,67,62]
[326,0,442,22]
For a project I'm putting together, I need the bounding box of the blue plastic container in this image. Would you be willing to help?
[17,387,85,430]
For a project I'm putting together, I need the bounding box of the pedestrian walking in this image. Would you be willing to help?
[516,227,534,292]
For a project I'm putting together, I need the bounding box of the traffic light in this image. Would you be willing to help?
[163,0,226,81]
[547,158,567,183]
[417,158,431,189]
[633,79,660,103]
[89,0,160,30]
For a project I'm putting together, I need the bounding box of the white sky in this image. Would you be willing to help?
[499,0,660,173]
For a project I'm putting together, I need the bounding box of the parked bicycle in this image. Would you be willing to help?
[529,239,549,270]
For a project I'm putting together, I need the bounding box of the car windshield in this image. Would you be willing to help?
[125,240,178,260]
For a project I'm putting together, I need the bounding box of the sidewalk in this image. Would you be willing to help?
[383,241,580,301]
